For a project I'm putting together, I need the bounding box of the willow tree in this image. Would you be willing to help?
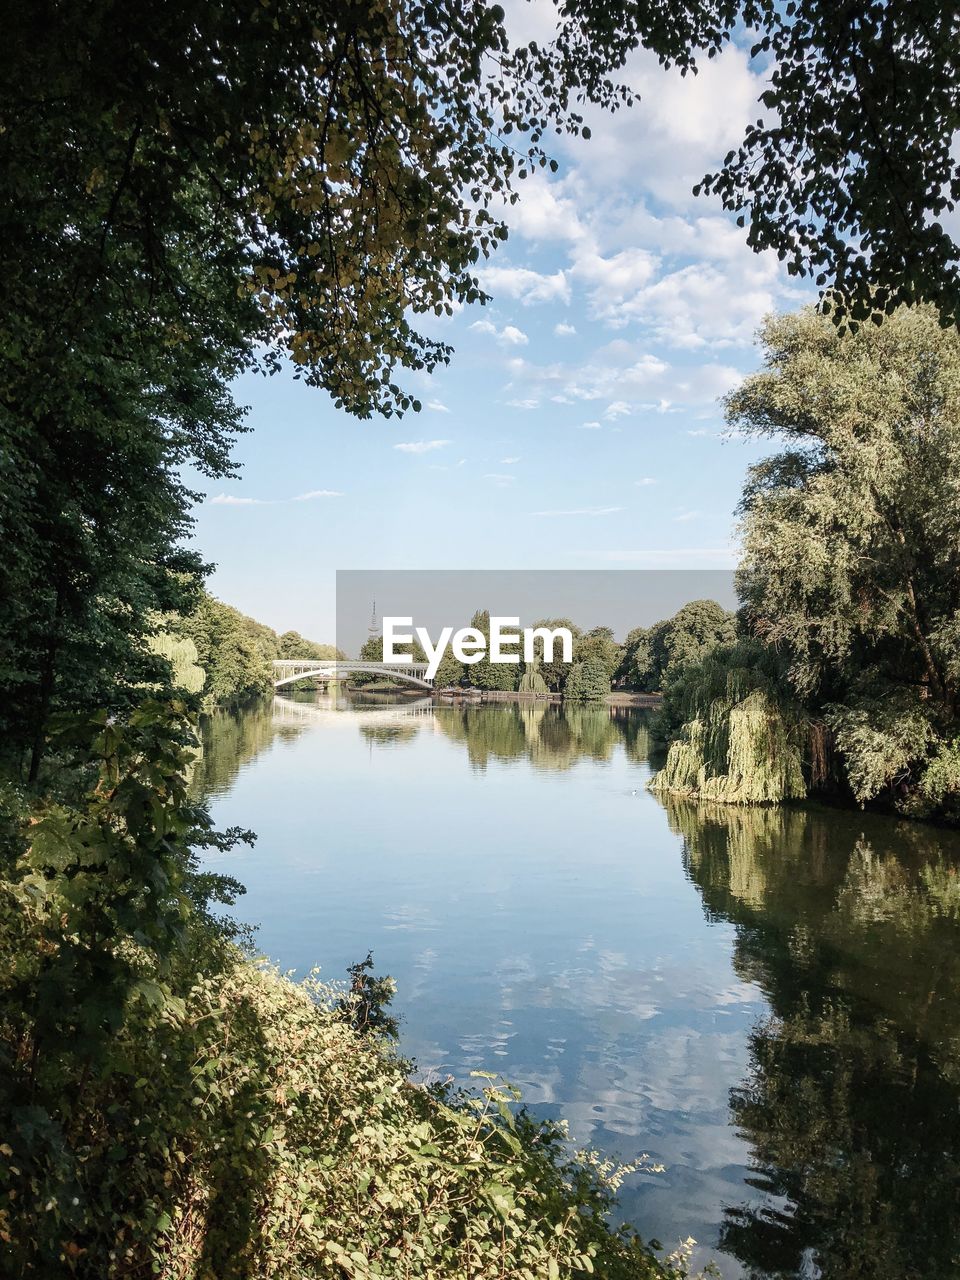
[654,306,960,814]
[732,305,960,816]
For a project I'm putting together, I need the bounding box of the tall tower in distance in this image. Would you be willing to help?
[368,601,380,639]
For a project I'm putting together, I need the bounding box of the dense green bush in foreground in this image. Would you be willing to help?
[0,704,686,1279]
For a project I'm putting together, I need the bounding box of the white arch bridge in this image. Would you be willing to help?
[272,658,434,691]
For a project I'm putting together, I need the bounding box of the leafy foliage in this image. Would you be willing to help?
[657,305,960,817]
[616,603,736,693]
[730,305,960,816]
[0,703,680,1280]
[527,618,583,693]
[696,4,960,330]
[650,643,808,805]
[565,658,612,703]
[336,951,400,1040]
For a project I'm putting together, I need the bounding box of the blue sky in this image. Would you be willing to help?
[190,8,810,642]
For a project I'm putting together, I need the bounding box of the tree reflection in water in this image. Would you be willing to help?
[436,701,650,771]
[663,799,960,1280]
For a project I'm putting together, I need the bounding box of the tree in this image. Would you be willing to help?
[564,658,611,702]
[432,648,466,689]
[0,0,624,775]
[618,603,736,693]
[465,611,518,691]
[278,631,339,661]
[575,625,622,681]
[694,3,960,330]
[728,305,960,816]
[177,594,273,709]
[616,626,653,691]
[649,600,737,689]
[527,619,582,693]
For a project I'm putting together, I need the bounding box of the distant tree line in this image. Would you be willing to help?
[154,592,340,711]
[360,603,737,702]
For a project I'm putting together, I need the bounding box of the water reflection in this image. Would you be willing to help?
[436,700,650,771]
[668,799,960,1279]
[196,696,960,1279]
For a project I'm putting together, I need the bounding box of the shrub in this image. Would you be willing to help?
[0,702,687,1280]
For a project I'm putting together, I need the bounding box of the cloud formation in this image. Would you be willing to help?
[470,318,530,346]
[209,488,342,506]
[393,440,451,454]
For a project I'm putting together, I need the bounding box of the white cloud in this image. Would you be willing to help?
[209,493,267,506]
[426,399,450,412]
[532,506,623,517]
[554,322,577,336]
[673,509,701,522]
[506,397,540,409]
[570,44,765,209]
[209,488,342,506]
[572,245,658,304]
[469,318,529,346]
[500,456,521,464]
[578,421,602,430]
[500,324,529,346]
[502,346,739,413]
[477,265,570,305]
[484,473,517,487]
[394,439,451,454]
[604,400,631,420]
[493,169,587,245]
[635,477,657,486]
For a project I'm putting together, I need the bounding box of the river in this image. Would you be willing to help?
[194,692,960,1279]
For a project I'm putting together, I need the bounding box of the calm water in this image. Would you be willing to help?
[195,693,960,1279]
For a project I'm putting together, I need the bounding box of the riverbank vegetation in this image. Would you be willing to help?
[359,605,735,703]
[3,0,960,1270]
[652,305,960,822]
[0,703,682,1279]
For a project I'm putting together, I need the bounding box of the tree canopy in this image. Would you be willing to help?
[4,0,960,775]
[656,304,960,817]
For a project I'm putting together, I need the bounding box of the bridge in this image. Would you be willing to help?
[271,658,434,691]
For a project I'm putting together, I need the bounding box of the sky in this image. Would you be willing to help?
[189,5,811,642]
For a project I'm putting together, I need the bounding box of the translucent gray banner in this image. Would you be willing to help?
[336,570,736,660]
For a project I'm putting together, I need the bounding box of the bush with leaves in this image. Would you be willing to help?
[0,702,691,1278]
[564,658,611,703]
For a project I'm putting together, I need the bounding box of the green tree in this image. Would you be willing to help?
[730,305,960,816]
[526,618,582,693]
[177,594,273,709]
[432,648,466,689]
[575,625,622,681]
[278,631,340,661]
[615,626,653,691]
[465,611,518,691]
[649,600,737,689]
[564,658,611,702]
